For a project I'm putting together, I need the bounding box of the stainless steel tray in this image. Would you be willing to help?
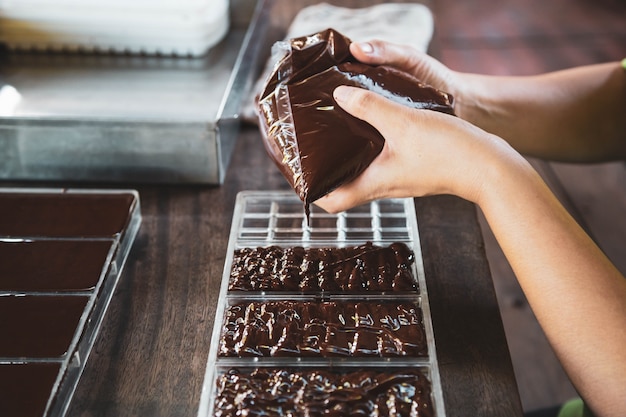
[0,0,263,184]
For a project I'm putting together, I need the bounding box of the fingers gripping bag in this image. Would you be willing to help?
[255,28,455,217]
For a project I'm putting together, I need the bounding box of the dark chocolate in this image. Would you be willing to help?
[257,28,454,213]
[0,295,89,358]
[0,190,139,416]
[0,239,114,292]
[0,192,135,238]
[0,362,61,417]
[229,241,416,292]
[218,300,427,358]
[214,368,434,417]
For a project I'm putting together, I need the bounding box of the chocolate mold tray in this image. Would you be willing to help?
[198,191,444,417]
[0,188,141,417]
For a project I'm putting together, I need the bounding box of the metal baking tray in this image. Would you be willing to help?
[0,188,141,417]
[197,191,445,417]
[0,0,263,184]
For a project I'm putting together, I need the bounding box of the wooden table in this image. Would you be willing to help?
[63,123,523,416]
[0,1,519,415]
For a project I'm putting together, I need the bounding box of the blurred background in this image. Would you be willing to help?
[1,0,624,413]
[432,0,626,412]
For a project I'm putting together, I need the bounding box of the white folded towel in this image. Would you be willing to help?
[0,0,230,56]
[243,2,435,123]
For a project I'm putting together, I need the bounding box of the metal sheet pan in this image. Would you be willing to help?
[0,0,262,184]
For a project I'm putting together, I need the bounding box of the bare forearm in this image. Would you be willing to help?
[457,62,626,162]
[478,159,626,416]
[327,47,626,414]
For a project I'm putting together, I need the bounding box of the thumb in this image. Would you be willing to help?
[333,85,400,135]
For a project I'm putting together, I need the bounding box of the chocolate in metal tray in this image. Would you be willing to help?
[0,188,141,417]
[198,191,445,417]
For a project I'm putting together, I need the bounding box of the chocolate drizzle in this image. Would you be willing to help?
[256,28,455,217]
[228,241,416,292]
[214,368,434,417]
[218,300,427,358]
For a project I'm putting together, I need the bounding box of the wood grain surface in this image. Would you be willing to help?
[65,125,522,417]
[56,1,520,415]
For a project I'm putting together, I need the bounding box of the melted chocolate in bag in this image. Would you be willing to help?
[256,28,454,216]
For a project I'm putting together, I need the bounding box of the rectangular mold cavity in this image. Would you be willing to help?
[209,365,436,417]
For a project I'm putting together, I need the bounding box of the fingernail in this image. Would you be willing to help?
[357,42,374,54]
[333,86,351,104]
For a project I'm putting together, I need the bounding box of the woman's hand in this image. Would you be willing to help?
[350,41,463,107]
[350,40,626,162]
[316,83,626,417]
[315,85,528,213]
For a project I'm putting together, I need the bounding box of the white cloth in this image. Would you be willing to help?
[243,2,435,123]
[284,2,433,52]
